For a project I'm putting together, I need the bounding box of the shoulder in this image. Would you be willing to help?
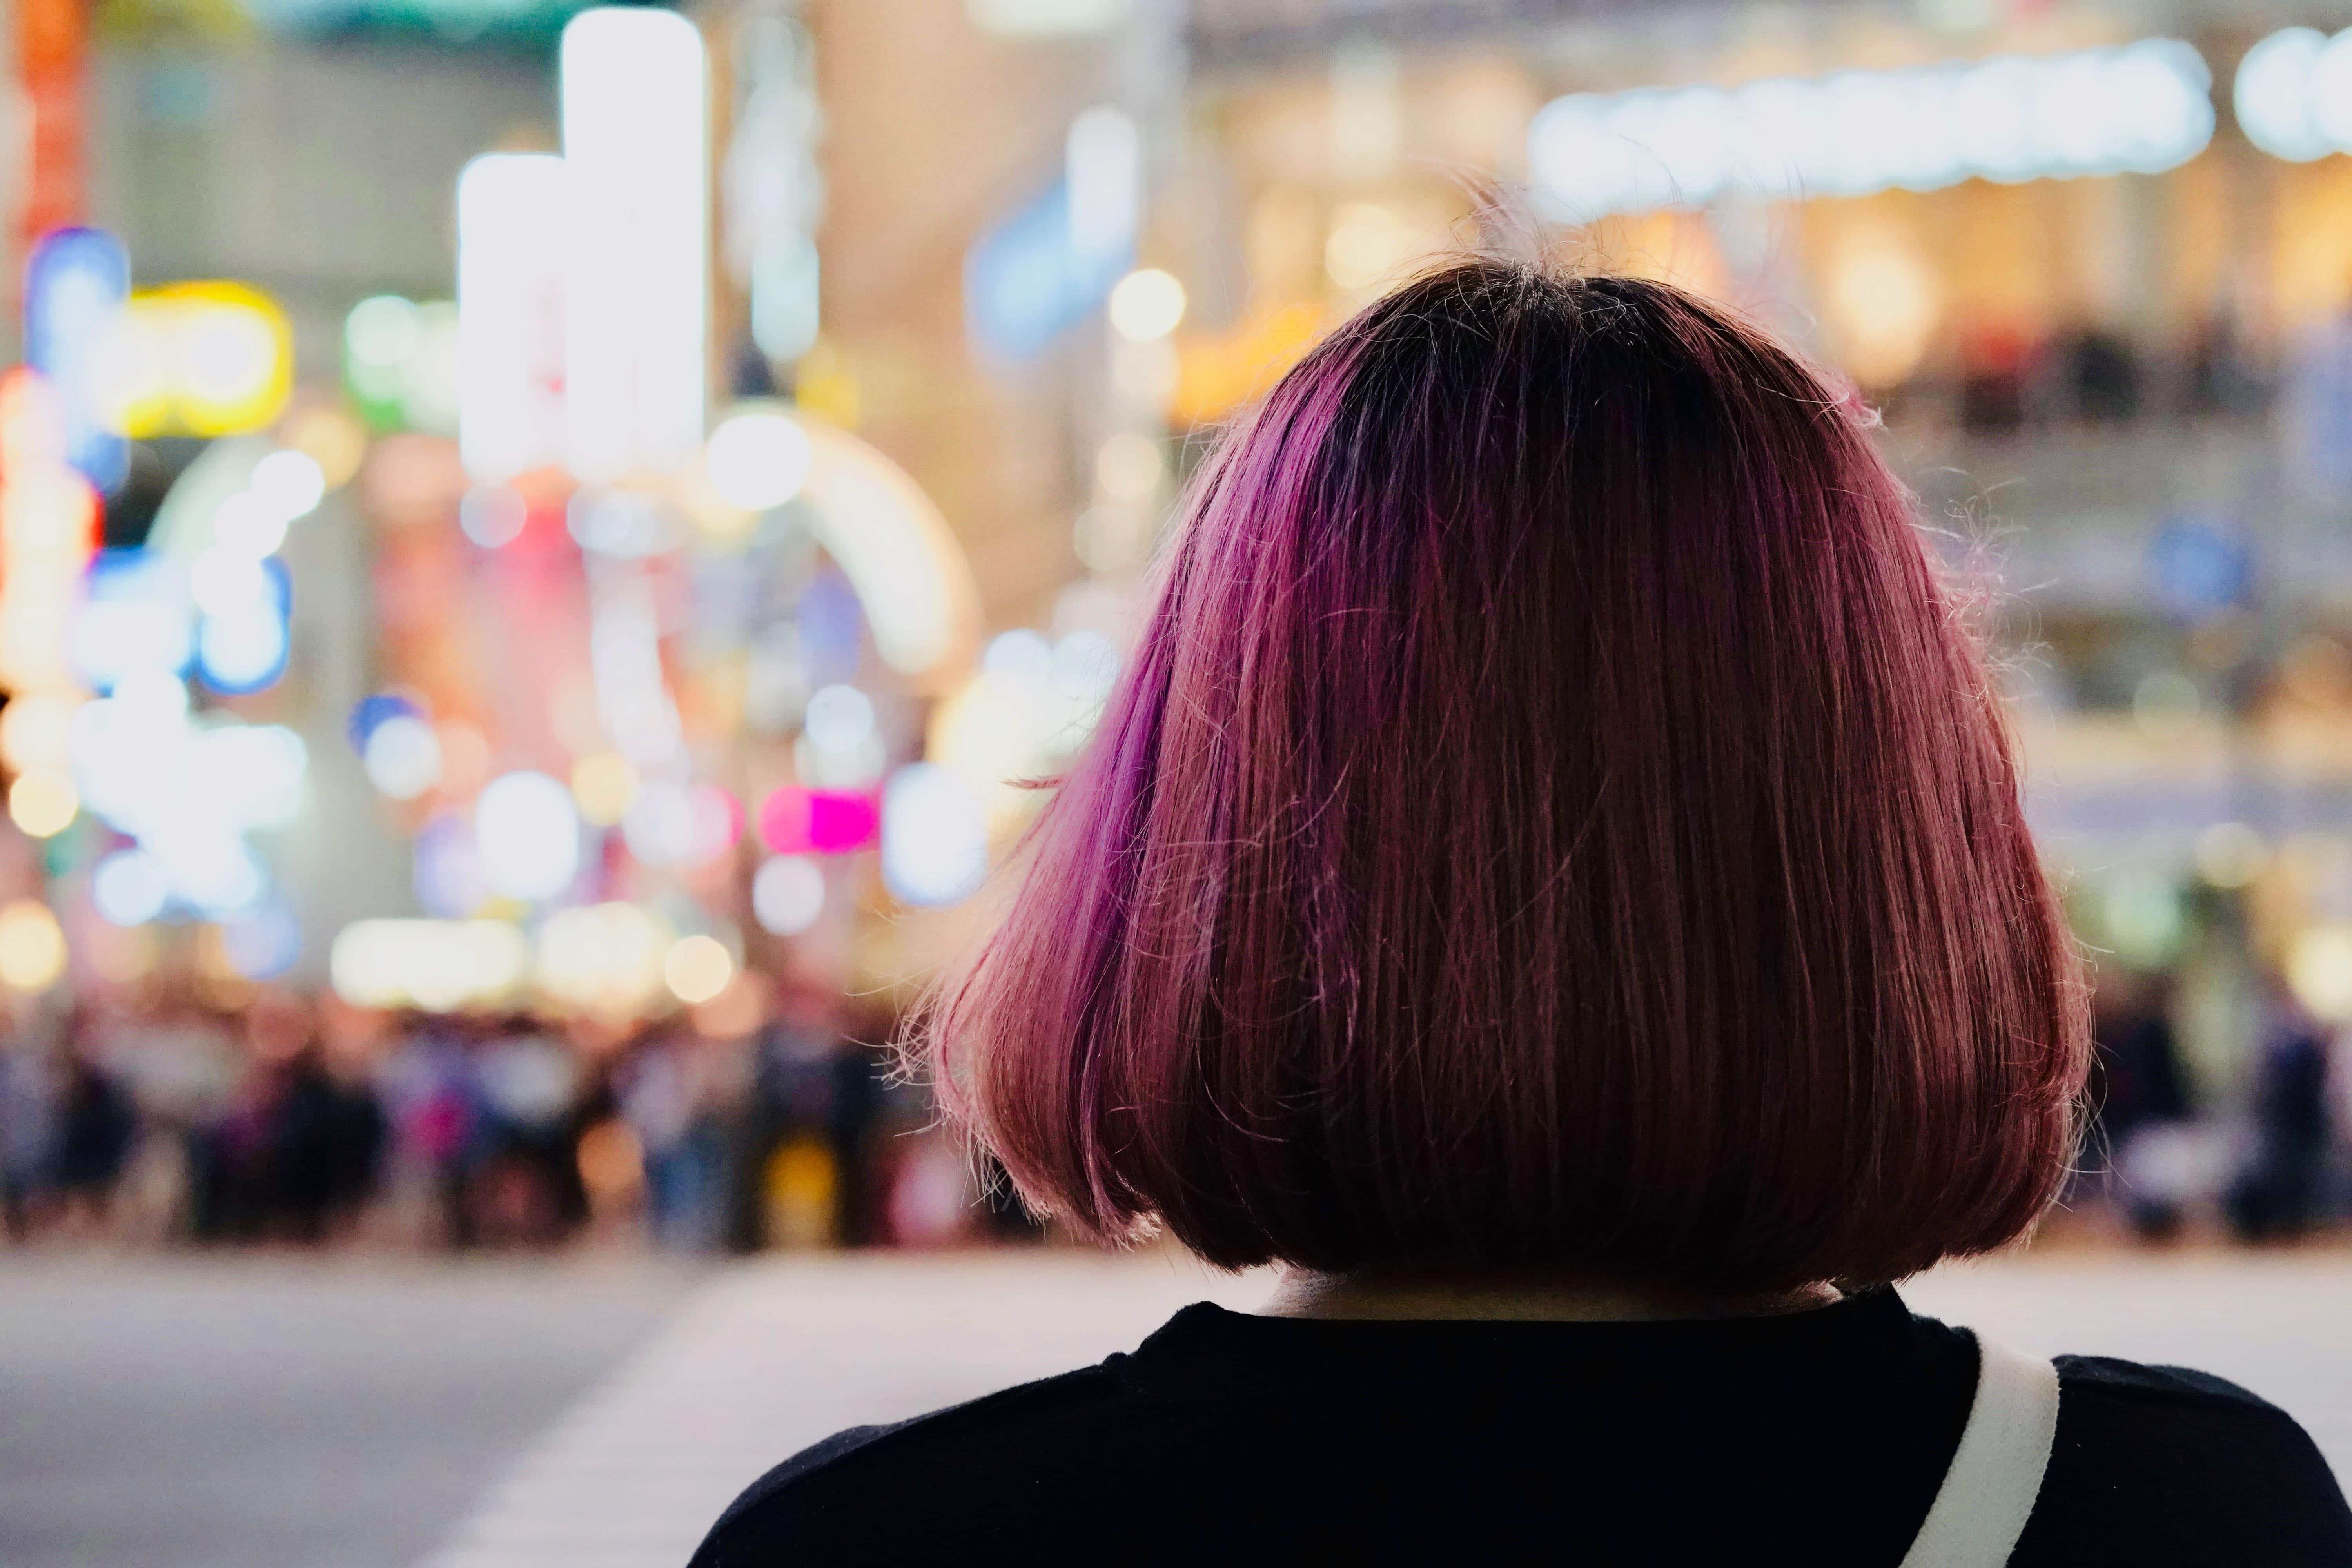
[2017,1355,2352,1564]
[688,1358,1158,1567]
[2054,1352,2328,1451]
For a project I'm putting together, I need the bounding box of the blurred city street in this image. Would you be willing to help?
[6,0,2352,1558]
[5,1247,2351,1568]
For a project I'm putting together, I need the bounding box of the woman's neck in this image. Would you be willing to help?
[1262,1269,1842,1323]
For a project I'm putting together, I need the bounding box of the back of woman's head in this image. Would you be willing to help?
[926,260,2088,1294]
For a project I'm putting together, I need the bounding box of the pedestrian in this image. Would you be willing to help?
[732,980,886,1250]
[619,1022,728,1250]
[51,1054,135,1238]
[42,1005,137,1240]
[692,262,2352,1565]
[2227,977,2336,1244]
[377,1014,482,1249]
[466,1015,580,1241]
[2087,969,2194,1239]
[0,1029,54,1241]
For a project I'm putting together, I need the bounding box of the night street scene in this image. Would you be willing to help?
[11,0,2352,1563]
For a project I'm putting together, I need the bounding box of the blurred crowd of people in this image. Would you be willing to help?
[0,981,1036,1254]
[1903,313,2273,436]
[11,959,2351,1256]
[2080,965,2352,1248]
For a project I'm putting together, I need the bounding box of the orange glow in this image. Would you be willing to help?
[1171,301,1325,426]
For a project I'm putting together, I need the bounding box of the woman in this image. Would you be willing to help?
[693,263,2352,1564]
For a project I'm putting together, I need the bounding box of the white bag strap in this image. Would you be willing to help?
[1896,1334,2060,1568]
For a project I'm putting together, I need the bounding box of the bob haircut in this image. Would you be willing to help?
[926,261,2089,1294]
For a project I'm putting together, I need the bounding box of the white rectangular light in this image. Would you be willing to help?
[968,0,1126,36]
[1065,105,1140,263]
[561,8,710,482]
[457,152,570,486]
[1528,40,2212,222]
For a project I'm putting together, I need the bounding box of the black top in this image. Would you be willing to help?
[691,1287,2352,1565]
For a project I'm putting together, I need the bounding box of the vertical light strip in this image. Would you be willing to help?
[1065,105,1139,263]
[23,226,129,494]
[561,7,710,482]
[0,370,97,697]
[457,152,568,486]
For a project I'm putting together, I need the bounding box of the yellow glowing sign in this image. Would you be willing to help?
[102,282,294,439]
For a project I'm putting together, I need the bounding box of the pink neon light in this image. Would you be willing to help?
[760,787,878,855]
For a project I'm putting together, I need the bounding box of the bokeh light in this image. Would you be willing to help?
[570,749,639,826]
[537,901,668,1018]
[2288,925,2352,1023]
[414,814,488,919]
[2237,29,2338,162]
[704,409,813,511]
[1107,267,1187,342]
[362,715,445,800]
[802,684,875,752]
[458,486,528,548]
[247,448,326,523]
[751,853,825,935]
[8,766,79,837]
[0,899,67,991]
[91,847,171,926]
[759,786,880,855]
[279,403,367,489]
[881,762,987,907]
[331,917,530,1011]
[622,780,739,868]
[221,903,302,981]
[1094,432,1163,500]
[662,933,735,1004]
[474,771,581,900]
[0,693,78,772]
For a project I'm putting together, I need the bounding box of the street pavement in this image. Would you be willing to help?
[0,1254,697,1568]
[3,1246,2349,1568]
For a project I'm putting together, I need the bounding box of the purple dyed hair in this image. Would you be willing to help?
[921,261,2088,1293]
